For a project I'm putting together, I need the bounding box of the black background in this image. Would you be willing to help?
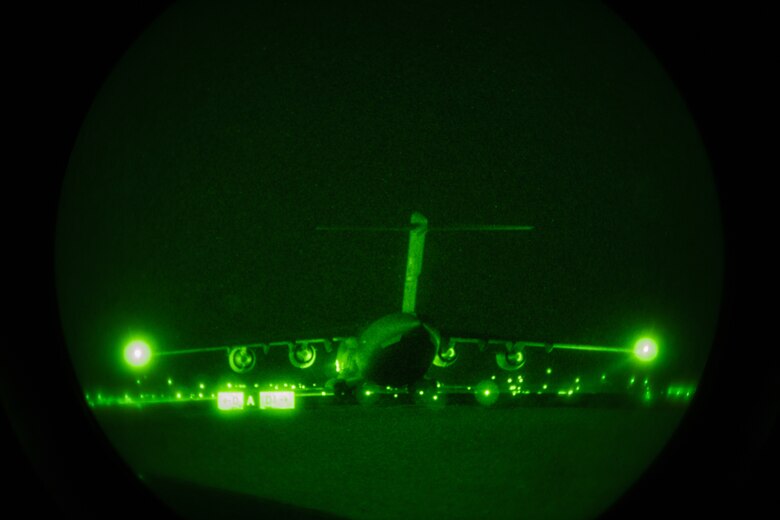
[3,1,771,519]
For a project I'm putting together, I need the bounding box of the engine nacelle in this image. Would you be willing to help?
[496,343,525,371]
[433,339,458,367]
[228,346,257,374]
[289,342,317,369]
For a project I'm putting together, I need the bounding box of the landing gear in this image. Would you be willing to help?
[332,379,353,404]
[355,381,382,406]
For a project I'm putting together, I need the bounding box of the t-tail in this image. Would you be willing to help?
[317,212,534,314]
[402,212,428,313]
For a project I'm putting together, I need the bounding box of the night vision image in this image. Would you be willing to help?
[55,1,722,519]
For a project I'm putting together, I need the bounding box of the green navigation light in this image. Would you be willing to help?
[124,340,152,368]
[633,338,658,362]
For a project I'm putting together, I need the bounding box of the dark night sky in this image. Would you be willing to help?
[54,0,722,390]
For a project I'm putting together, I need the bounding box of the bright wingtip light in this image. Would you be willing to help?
[124,340,152,368]
[633,337,658,362]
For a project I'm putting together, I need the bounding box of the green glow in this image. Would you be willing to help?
[552,344,632,354]
[167,378,173,385]
[317,224,534,232]
[475,380,500,406]
[176,392,182,399]
[124,340,152,368]
[433,224,534,232]
[433,395,439,401]
[260,391,295,410]
[633,338,659,362]
[666,384,697,400]
[218,391,245,411]
[546,368,552,375]
[199,383,205,389]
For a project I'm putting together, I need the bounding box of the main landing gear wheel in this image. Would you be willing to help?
[332,380,353,404]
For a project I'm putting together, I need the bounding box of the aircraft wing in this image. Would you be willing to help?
[125,335,356,373]
[432,333,657,369]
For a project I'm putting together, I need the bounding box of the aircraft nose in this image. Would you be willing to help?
[360,326,437,388]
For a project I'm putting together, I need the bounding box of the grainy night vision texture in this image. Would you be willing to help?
[55,1,722,519]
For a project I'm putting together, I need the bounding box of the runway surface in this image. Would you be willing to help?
[96,403,686,520]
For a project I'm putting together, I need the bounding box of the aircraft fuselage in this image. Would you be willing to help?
[337,313,438,388]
